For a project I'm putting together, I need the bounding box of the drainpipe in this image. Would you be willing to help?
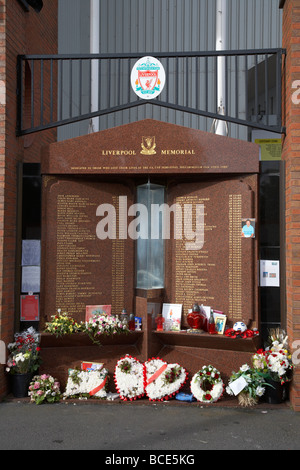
[89,0,100,133]
[215,0,228,136]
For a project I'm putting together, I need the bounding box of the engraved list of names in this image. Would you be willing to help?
[56,194,101,318]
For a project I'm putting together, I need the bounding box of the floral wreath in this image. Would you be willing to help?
[114,356,188,402]
[144,358,188,401]
[63,368,109,399]
[190,365,224,403]
[114,355,145,401]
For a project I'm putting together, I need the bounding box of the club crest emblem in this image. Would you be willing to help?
[131,56,166,100]
[141,136,156,155]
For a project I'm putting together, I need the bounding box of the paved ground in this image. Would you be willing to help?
[0,399,299,453]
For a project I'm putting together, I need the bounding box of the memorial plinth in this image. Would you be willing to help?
[40,119,260,390]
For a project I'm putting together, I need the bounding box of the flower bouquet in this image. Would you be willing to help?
[264,329,293,385]
[144,358,188,401]
[190,365,224,403]
[114,355,145,401]
[265,350,293,385]
[64,368,109,399]
[251,331,293,404]
[83,313,129,345]
[6,327,41,376]
[226,364,267,407]
[44,310,82,338]
[28,374,61,405]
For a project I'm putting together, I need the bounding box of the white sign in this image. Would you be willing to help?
[21,266,41,293]
[131,56,165,100]
[228,376,248,396]
[260,260,280,287]
[0,340,5,365]
[22,240,41,266]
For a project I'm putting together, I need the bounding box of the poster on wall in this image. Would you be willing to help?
[255,139,282,161]
[21,240,41,266]
[21,266,40,293]
[20,295,39,321]
[260,260,280,287]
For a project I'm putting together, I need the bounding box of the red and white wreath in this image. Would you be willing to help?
[144,358,188,401]
[114,356,188,401]
[190,365,224,403]
[63,368,109,399]
[114,355,145,401]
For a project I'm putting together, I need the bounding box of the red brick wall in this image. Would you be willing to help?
[0,0,57,399]
[281,0,300,411]
[0,0,6,397]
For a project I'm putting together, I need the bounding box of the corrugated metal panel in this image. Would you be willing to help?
[58,0,90,140]
[58,0,282,141]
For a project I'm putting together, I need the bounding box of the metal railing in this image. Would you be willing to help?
[16,48,286,136]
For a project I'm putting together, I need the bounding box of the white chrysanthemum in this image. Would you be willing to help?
[255,386,265,397]
[240,364,250,372]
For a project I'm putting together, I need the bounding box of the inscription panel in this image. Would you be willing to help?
[41,178,134,325]
[166,177,258,328]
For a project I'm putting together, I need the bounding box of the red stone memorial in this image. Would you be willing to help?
[40,120,260,390]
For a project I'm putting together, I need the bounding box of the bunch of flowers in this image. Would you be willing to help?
[114,355,145,401]
[252,329,293,385]
[63,368,109,399]
[144,358,188,401]
[265,349,293,384]
[162,365,183,386]
[83,313,129,345]
[226,364,267,407]
[252,349,268,374]
[6,327,41,375]
[190,365,224,403]
[44,310,82,337]
[266,328,289,350]
[28,374,61,405]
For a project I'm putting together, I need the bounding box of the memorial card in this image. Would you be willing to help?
[85,305,112,322]
[162,303,182,331]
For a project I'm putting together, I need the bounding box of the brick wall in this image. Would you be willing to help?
[281,0,300,411]
[0,0,6,397]
[0,0,57,399]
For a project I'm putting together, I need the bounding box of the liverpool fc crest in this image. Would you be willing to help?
[131,56,166,100]
[141,136,156,155]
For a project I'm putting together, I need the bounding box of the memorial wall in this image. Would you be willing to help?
[41,178,135,321]
[41,120,259,332]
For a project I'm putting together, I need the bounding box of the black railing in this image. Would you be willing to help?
[16,48,286,136]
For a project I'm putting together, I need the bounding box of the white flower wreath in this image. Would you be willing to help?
[114,355,145,401]
[145,358,188,401]
[191,365,224,403]
[63,368,108,399]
